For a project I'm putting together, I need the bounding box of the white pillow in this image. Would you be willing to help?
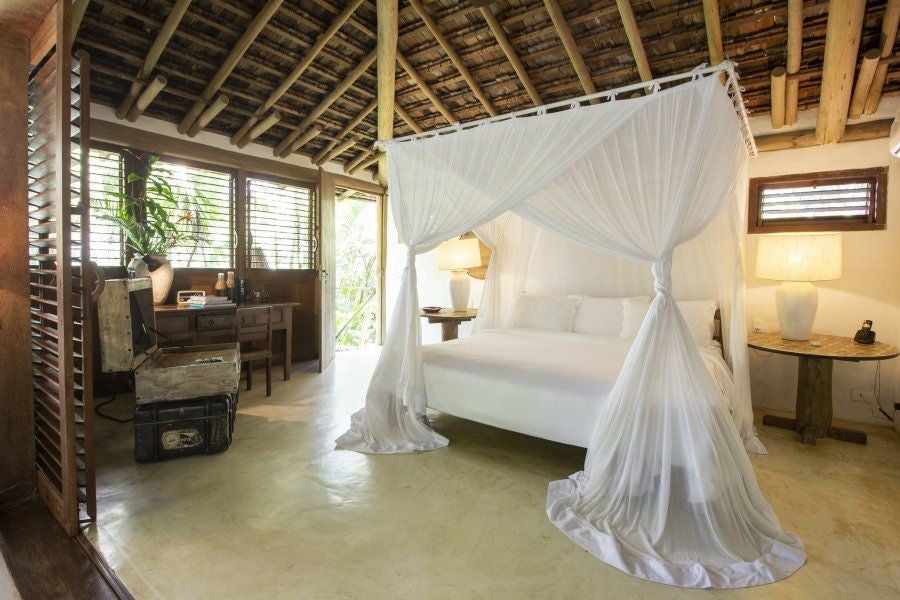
[619,297,651,338]
[619,297,718,347]
[511,293,582,331]
[677,300,718,347]
[572,297,625,336]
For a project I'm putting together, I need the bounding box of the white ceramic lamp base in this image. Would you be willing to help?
[776,281,818,341]
[448,270,470,312]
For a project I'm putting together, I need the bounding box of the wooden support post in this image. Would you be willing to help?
[770,67,786,129]
[849,49,882,119]
[816,0,866,145]
[179,0,284,134]
[187,94,229,137]
[236,111,282,148]
[480,6,542,106]
[864,0,900,114]
[409,0,496,116]
[545,0,598,95]
[232,0,363,144]
[615,0,652,82]
[377,0,398,186]
[398,53,455,124]
[275,50,376,158]
[125,74,166,122]
[395,103,423,133]
[701,0,724,68]
[785,0,803,125]
[116,0,192,119]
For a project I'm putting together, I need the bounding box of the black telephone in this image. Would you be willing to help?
[854,320,876,344]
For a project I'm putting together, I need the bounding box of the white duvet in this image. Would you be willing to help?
[422,327,735,448]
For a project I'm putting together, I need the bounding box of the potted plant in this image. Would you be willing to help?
[95,154,205,304]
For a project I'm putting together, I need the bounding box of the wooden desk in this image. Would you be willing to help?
[420,309,477,341]
[154,302,300,381]
[748,332,899,445]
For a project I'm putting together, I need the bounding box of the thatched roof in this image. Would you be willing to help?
[74,1,899,176]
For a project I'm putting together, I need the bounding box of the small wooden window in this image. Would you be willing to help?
[748,168,887,233]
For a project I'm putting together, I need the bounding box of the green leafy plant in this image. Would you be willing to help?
[94,154,206,258]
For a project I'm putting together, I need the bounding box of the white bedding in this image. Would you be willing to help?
[423,328,734,448]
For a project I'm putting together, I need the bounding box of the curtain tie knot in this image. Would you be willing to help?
[652,255,673,296]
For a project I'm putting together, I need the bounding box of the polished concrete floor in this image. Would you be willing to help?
[87,347,900,599]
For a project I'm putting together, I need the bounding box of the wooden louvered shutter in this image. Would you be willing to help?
[28,1,96,536]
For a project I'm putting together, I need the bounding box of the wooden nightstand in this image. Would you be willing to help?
[748,332,899,445]
[420,309,477,341]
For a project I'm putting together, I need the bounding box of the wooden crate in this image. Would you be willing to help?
[97,277,157,373]
[135,343,240,404]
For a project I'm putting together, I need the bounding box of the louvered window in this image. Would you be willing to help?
[87,148,125,266]
[246,177,316,270]
[749,168,887,233]
[154,158,235,268]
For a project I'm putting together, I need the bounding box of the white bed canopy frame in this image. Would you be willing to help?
[336,62,805,589]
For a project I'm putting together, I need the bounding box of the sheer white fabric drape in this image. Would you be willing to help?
[336,75,804,587]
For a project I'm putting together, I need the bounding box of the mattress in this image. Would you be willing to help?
[422,327,734,448]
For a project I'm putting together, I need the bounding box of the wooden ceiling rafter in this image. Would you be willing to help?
[816,0,867,144]
[177,0,284,135]
[397,52,457,124]
[480,5,542,106]
[231,0,365,147]
[408,0,497,116]
[615,0,653,82]
[864,0,900,114]
[784,0,804,125]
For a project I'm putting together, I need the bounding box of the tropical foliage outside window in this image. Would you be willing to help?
[335,188,379,349]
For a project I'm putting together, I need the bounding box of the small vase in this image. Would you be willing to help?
[134,254,174,305]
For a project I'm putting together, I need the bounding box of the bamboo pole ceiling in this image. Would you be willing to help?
[75,0,898,177]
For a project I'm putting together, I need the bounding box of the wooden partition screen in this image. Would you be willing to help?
[28,2,96,536]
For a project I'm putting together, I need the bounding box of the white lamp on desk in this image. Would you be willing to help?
[437,238,482,312]
[755,232,842,341]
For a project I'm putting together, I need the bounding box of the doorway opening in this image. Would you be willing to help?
[334,186,382,350]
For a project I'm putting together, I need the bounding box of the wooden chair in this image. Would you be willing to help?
[237,306,273,397]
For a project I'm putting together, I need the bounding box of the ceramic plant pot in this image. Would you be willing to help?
[133,254,174,305]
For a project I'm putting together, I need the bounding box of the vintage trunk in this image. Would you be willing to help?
[133,394,237,462]
[134,343,240,403]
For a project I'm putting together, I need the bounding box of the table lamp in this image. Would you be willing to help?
[437,238,482,312]
[755,232,842,341]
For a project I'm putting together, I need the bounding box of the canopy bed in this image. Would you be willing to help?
[335,63,806,589]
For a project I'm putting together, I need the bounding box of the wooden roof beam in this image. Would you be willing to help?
[701,0,725,85]
[276,49,377,158]
[397,53,456,124]
[479,6,542,106]
[71,0,91,43]
[816,0,866,145]
[115,0,191,120]
[314,137,358,165]
[544,0,598,96]
[178,0,284,135]
[345,149,375,174]
[864,0,900,114]
[395,104,423,134]
[758,118,892,152]
[275,126,323,158]
[408,0,496,116]
[615,0,653,82]
[349,153,381,176]
[784,0,803,125]
[231,0,364,147]
[849,49,883,119]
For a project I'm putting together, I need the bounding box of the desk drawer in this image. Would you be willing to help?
[197,314,236,331]
[156,315,191,335]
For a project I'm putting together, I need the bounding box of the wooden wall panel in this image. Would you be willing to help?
[0,29,36,508]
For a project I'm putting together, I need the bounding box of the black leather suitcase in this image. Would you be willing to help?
[134,394,237,462]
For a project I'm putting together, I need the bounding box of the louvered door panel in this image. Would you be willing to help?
[27,1,95,536]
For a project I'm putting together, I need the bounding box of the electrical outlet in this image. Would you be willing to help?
[752,318,764,333]
[851,390,875,404]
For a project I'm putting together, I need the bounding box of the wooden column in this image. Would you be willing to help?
[377,0,398,187]
[770,67,786,129]
[785,0,803,125]
[816,0,866,145]
[0,29,35,509]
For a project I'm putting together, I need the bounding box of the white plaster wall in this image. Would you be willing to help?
[746,137,900,429]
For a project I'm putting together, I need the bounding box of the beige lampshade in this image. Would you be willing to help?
[755,232,842,282]
[437,238,482,271]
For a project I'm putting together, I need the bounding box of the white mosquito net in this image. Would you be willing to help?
[336,70,805,588]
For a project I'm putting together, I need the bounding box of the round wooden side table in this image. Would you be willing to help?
[748,332,899,445]
[420,309,477,341]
